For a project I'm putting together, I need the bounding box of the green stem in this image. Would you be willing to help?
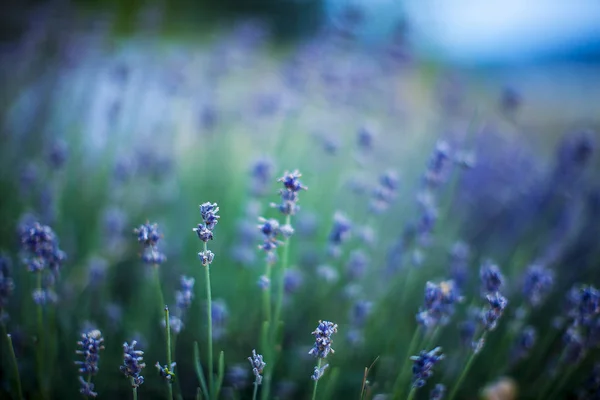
[273,214,292,335]
[3,326,24,400]
[193,341,209,400]
[204,242,214,400]
[252,382,259,400]
[312,359,322,400]
[406,387,417,400]
[391,326,422,400]
[165,306,174,400]
[448,332,487,400]
[35,271,46,399]
[130,379,138,400]
[546,364,575,400]
[263,214,292,400]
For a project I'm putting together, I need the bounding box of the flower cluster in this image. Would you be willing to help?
[134,222,166,265]
[271,170,307,216]
[75,330,105,397]
[248,349,266,385]
[481,292,508,331]
[558,285,600,364]
[194,202,220,242]
[480,260,504,294]
[194,202,220,267]
[370,170,399,214]
[416,280,462,328]
[328,212,352,258]
[308,320,338,359]
[430,383,446,400]
[120,340,146,388]
[522,264,554,307]
[19,221,66,273]
[311,363,330,381]
[510,326,536,364]
[19,219,66,305]
[156,362,177,382]
[164,276,196,334]
[424,141,451,188]
[250,157,275,196]
[410,347,445,388]
[257,217,283,265]
[449,242,469,290]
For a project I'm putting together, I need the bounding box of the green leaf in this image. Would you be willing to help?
[193,341,209,400]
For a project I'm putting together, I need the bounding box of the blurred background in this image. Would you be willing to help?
[1,0,600,399]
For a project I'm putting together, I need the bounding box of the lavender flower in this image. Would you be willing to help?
[78,376,98,397]
[257,217,282,264]
[458,320,476,348]
[416,280,462,328]
[19,221,66,274]
[522,264,554,307]
[134,222,166,265]
[370,170,399,214]
[211,299,229,340]
[316,265,339,284]
[248,349,266,385]
[410,347,445,388]
[357,125,375,151]
[284,269,304,294]
[121,341,146,388]
[481,292,508,331]
[346,250,368,281]
[271,170,307,216]
[47,139,69,169]
[156,362,176,382]
[250,157,275,195]
[226,364,250,390]
[75,329,105,375]
[328,212,352,258]
[0,256,14,311]
[193,202,220,244]
[175,276,195,312]
[511,326,536,363]
[480,260,504,294]
[309,320,338,359]
[449,242,469,289]
[430,383,446,400]
[424,141,451,187]
[567,285,599,326]
[350,300,373,327]
[311,363,330,381]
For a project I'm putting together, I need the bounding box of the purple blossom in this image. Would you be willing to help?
[480,260,504,294]
[410,347,445,388]
[481,292,508,331]
[522,264,554,307]
[309,320,338,359]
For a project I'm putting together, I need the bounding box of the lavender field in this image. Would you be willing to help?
[1,3,600,400]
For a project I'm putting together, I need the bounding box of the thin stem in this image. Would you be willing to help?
[35,271,46,399]
[3,327,24,400]
[273,214,292,335]
[312,359,322,400]
[262,261,272,326]
[263,214,292,400]
[204,242,214,400]
[130,379,138,400]
[252,382,259,400]
[546,364,575,400]
[391,326,422,400]
[165,306,174,400]
[406,387,417,400]
[448,332,487,400]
